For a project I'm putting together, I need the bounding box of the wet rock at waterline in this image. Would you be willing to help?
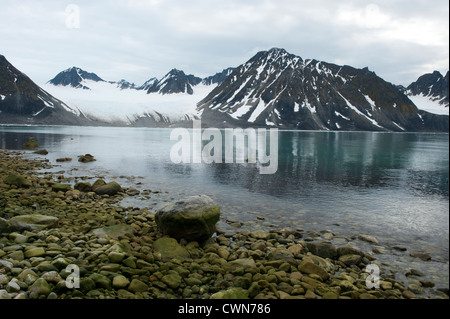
[305,242,337,259]
[33,149,48,155]
[358,234,379,244]
[155,195,221,242]
[94,181,122,196]
[78,154,96,163]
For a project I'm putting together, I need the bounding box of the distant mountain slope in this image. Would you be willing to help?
[137,77,158,91]
[48,67,105,90]
[146,69,202,95]
[198,48,448,132]
[202,67,235,86]
[405,70,449,115]
[0,55,91,125]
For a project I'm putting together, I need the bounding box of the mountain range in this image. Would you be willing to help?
[198,48,448,131]
[1,49,448,131]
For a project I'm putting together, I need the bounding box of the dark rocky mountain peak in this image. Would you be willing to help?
[146,68,202,95]
[48,67,104,89]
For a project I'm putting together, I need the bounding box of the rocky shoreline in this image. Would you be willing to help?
[0,149,448,299]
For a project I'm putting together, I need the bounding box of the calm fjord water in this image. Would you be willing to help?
[1,125,448,288]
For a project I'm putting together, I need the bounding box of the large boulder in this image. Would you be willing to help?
[155,195,220,242]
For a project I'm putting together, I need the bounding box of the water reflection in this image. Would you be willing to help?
[200,131,449,199]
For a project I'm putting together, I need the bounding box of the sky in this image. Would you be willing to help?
[1,0,448,87]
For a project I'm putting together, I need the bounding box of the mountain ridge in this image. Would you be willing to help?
[197,48,447,132]
[0,55,92,125]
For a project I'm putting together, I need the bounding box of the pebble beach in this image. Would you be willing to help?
[0,149,448,300]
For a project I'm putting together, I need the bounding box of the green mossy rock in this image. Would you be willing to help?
[153,237,190,262]
[94,181,122,196]
[128,279,148,293]
[0,217,11,234]
[92,224,136,240]
[155,195,220,242]
[74,182,92,192]
[29,278,51,298]
[92,179,106,192]
[210,287,249,299]
[162,273,182,289]
[78,154,96,163]
[305,242,337,259]
[89,273,112,290]
[3,174,31,188]
[338,254,362,266]
[34,149,48,155]
[298,260,330,281]
[51,183,71,192]
[9,214,59,231]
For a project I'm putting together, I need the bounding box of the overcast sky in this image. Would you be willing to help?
[1,0,448,87]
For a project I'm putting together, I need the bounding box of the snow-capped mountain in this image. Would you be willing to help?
[44,67,235,125]
[198,48,448,132]
[137,77,158,91]
[146,69,202,95]
[6,48,446,131]
[0,55,90,125]
[404,71,449,115]
[48,67,105,90]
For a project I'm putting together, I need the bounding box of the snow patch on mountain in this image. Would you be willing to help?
[408,93,449,115]
[43,80,215,124]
